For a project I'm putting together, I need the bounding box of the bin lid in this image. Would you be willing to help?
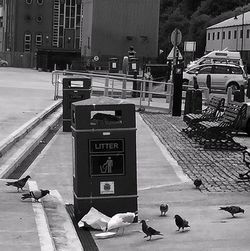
[73,96,132,107]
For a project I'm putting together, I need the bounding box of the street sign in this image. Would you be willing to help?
[171,29,182,46]
[184,41,196,52]
[167,46,183,60]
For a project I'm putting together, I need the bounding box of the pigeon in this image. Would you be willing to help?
[219,206,245,217]
[174,215,190,231]
[140,220,163,240]
[194,178,202,189]
[21,189,50,202]
[106,212,137,234]
[5,175,31,192]
[160,204,168,216]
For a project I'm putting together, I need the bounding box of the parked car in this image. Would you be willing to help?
[0,58,8,67]
[183,63,248,92]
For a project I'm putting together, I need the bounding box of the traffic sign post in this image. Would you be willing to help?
[170,28,183,116]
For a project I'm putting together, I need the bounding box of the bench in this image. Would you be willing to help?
[193,101,247,150]
[182,96,225,137]
[239,149,250,180]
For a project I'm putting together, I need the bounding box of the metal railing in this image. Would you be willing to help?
[52,70,210,113]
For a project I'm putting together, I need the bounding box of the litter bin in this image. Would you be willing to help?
[128,57,139,75]
[72,96,137,221]
[109,57,119,73]
[63,77,91,132]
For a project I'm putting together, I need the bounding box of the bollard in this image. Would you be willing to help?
[184,89,193,115]
[206,74,211,93]
[234,86,245,102]
[247,79,250,98]
[240,85,245,102]
[227,87,233,104]
[192,90,202,114]
[193,76,199,89]
[132,73,139,97]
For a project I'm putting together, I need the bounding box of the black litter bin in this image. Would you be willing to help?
[109,58,119,73]
[71,96,137,221]
[128,57,139,75]
[63,77,91,132]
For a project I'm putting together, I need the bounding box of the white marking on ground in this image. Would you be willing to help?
[28,180,56,251]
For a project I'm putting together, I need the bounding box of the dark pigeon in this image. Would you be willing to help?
[6,175,31,192]
[194,179,202,189]
[21,189,50,202]
[140,220,163,240]
[160,204,168,216]
[174,215,190,231]
[219,206,245,217]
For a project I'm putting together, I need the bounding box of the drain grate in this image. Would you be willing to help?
[66,204,99,251]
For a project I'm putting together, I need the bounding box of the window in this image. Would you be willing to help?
[198,66,212,74]
[240,29,243,38]
[26,0,32,4]
[24,34,31,51]
[231,66,242,75]
[213,65,230,74]
[234,30,237,39]
[212,32,215,40]
[0,17,3,28]
[222,31,225,39]
[247,29,250,39]
[36,34,42,46]
[36,16,43,23]
[217,32,220,40]
[37,0,43,5]
[228,30,231,39]
[208,33,210,40]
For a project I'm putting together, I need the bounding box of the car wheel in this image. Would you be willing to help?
[227,82,239,93]
[2,63,7,67]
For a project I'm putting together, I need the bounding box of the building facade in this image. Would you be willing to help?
[0,0,82,69]
[206,11,250,70]
[81,0,160,66]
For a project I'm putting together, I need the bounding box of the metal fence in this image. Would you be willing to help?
[52,70,209,113]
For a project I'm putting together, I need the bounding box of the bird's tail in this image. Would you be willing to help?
[5,182,13,186]
[155,231,163,236]
[21,192,32,200]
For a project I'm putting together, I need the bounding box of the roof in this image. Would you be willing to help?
[207,11,250,29]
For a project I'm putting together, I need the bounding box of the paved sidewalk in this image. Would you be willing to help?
[0,67,250,250]
[23,111,250,250]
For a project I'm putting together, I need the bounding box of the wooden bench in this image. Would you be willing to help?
[182,96,225,137]
[194,101,247,150]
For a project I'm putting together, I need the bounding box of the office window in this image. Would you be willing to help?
[217,32,220,40]
[240,29,243,38]
[247,29,250,39]
[222,31,225,39]
[208,33,210,40]
[36,34,42,46]
[234,30,237,39]
[24,34,31,51]
[212,32,215,40]
[228,30,231,39]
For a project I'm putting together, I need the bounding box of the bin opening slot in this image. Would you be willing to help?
[90,111,122,126]
[70,81,84,88]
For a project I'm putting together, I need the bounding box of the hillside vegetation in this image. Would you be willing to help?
[159,0,250,57]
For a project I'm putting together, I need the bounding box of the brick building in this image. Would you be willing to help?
[0,0,82,69]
